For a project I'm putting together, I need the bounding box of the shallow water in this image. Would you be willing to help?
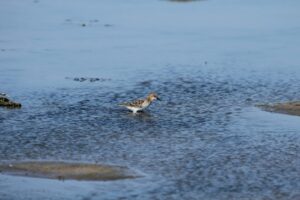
[1,0,300,199]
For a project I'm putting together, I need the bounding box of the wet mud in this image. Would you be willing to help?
[0,161,136,181]
[258,102,300,116]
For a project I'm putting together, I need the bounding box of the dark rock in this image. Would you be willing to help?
[0,94,21,108]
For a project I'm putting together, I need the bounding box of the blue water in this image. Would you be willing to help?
[1,0,300,199]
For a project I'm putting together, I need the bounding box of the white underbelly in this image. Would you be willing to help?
[127,106,143,113]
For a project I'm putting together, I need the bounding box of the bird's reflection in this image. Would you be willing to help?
[125,110,154,122]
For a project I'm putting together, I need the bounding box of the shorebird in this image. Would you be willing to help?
[119,92,161,113]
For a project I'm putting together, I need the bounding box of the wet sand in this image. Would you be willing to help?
[0,161,136,181]
[258,102,300,116]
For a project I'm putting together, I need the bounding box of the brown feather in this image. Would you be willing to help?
[121,99,145,108]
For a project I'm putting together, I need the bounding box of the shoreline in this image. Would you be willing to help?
[257,101,300,116]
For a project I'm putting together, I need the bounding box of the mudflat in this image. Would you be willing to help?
[0,161,136,181]
[258,102,300,116]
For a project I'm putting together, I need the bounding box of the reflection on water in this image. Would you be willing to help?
[124,111,154,122]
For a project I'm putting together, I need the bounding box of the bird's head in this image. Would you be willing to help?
[148,92,161,102]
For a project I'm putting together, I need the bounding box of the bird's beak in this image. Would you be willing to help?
[157,97,161,101]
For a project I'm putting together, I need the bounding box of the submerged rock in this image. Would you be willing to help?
[0,161,137,181]
[0,94,21,108]
[257,101,300,116]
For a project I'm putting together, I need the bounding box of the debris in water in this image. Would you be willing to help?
[65,77,111,82]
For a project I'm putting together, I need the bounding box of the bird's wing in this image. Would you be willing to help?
[120,99,144,108]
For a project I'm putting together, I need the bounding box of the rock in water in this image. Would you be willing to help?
[0,94,21,108]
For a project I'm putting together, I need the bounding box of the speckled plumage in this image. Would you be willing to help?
[120,92,160,113]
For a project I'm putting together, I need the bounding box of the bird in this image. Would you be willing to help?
[119,92,161,113]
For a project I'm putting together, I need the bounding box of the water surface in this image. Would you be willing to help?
[1,0,300,199]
